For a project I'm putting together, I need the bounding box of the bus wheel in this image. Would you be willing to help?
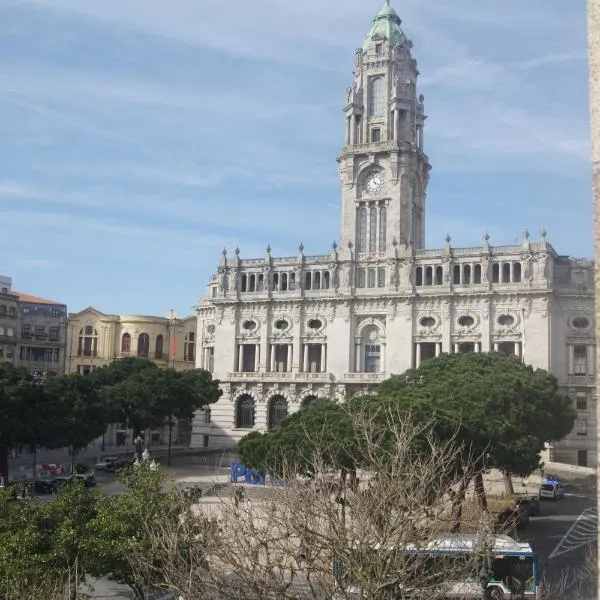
[489,587,504,599]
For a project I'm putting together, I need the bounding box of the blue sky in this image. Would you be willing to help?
[0,0,591,317]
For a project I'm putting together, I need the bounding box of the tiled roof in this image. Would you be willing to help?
[12,291,64,306]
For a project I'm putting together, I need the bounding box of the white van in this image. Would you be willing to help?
[539,481,564,500]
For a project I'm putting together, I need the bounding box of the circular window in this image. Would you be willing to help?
[242,320,257,331]
[497,314,515,327]
[458,315,475,327]
[308,318,322,330]
[274,319,289,330]
[572,316,590,329]
[420,316,436,328]
[206,324,215,334]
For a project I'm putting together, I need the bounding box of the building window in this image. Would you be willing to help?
[49,327,59,340]
[369,207,377,252]
[184,333,195,362]
[53,348,59,363]
[137,333,150,358]
[367,268,376,288]
[368,76,385,117]
[78,327,98,357]
[415,267,423,286]
[356,268,366,288]
[577,419,588,436]
[434,266,443,285]
[573,345,588,375]
[235,395,255,429]
[492,263,500,283]
[306,344,323,373]
[462,265,471,284]
[424,266,433,286]
[378,207,387,251]
[513,262,522,282]
[576,391,588,411]
[377,268,386,288]
[203,435,210,448]
[239,344,257,372]
[35,326,45,338]
[365,344,381,373]
[155,335,164,359]
[8,307,15,318]
[474,264,482,284]
[501,263,510,283]
[272,345,289,372]
[121,333,131,354]
[357,207,367,252]
[453,265,461,284]
[204,408,212,424]
[374,43,382,54]
[371,128,381,143]
[268,395,288,429]
[578,450,588,467]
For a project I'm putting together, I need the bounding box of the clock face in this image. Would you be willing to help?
[365,170,384,194]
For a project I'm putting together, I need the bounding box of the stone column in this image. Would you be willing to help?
[287,344,293,372]
[270,345,276,372]
[350,115,356,145]
[380,343,386,373]
[355,343,361,372]
[303,344,309,373]
[475,342,481,353]
[415,343,421,368]
[237,344,243,372]
[587,345,595,376]
[321,344,327,372]
[254,344,260,372]
[453,343,459,354]
[493,342,499,352]
[567,344,574,375]
[514,342,521,358]
[346,116,351,145]
[435,342,441,357]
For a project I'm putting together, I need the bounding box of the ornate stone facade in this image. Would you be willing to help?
[193,1,595,467]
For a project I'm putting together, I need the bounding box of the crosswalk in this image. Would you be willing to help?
[548,506,597,560]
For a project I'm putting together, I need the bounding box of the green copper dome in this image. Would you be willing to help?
[363,0,406,50]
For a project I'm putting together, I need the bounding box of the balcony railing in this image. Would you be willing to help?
[342,373,387,383]
[226,371,334,382]
[0,335,17,345]
[566,374,596,386]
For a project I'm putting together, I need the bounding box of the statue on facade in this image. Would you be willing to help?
[535,253,548,282]
[343,262,353,288]
[217,267,227,293]
[521,253,534,281]
[480,256,490,283]
[329,262,339,289]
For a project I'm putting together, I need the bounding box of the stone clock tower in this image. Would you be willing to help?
[338,0,431,253]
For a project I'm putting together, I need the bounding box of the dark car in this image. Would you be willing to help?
[33,479,57,494]
[515,496,540,517]
[495,505,529,534]
[51,474,97,488]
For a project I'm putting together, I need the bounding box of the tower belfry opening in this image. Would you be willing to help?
[339,0,430,252]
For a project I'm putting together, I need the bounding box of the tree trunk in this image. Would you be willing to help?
[474,471,488,512]
[0,443,9,484]
[450,476,471,533]
[503,471,514,495]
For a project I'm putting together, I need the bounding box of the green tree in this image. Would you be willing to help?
[375,352,576,502]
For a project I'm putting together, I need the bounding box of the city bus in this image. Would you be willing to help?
[333,533,540,599]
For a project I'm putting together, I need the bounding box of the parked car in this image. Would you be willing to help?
[515,496,540,517]
[539,481,564,500]
[51,474,97,488]
[495,505,529,533]
[94,456,120,471]
[33,479,57,494]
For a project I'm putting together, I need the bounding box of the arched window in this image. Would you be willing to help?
[281,273,288,291]
[137,333,150,358]
[377,268,386,288]
[513,262,522,283]
[463,264,471,284]
[367,268,376,288]
[453,265,461,284]
[357,207,368,252]
[301,395,318,409]
[78,327,98,357]
[474,264,482,284]
[272,273,279,291]
[502,263,511,283]
[155,334,164,359]
[368,76,386,117]
[356,268,366,288]
[415,266,423,286]
[434,266,443,285]
[361,325,382,373]
[369,207,377,252]
[268,395,288,429]
[314,271,321,290]
[249,274,256,292]
[323,271,330,289]
[241,274,248,292]
[257,274,264,292]
[305,271,312,290]
[492,263,500,283]
[425,266,433,286]
[378,206,387,251]
[235,395,255,429]
[121,333,131,354]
